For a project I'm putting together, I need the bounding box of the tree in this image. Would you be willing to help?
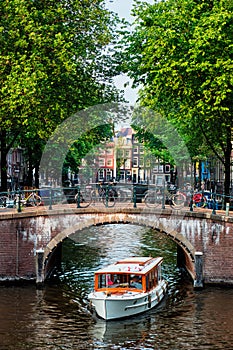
[124,0,233,200]
[63,124,113,184]
[0,0,121,190]
[131,107,192,187]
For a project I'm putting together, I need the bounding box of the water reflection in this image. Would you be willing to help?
[89,285,233,350]
[0,224,233,350]
[59,224,180,291]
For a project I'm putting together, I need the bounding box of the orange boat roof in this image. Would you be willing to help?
[95,257,163,275]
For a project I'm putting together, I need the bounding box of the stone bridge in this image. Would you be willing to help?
[1,205,233,287]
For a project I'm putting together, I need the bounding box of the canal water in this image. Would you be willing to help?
[0,224,233,350]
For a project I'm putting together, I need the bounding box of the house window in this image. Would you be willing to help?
[99,158,105,167]
[165,165,170,173]
[158,165,163,173]
[125,159,131,168]
[133,157,138,167]
[98,169,104,180]
[117,149,124,157]
[106,169,112,180]
[107,159,113,167]
[120,170,125,181]
[106,148,113,155]
[99,149,105,155]
[16,151,22,163]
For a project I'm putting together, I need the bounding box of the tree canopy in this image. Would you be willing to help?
[124,0,233,196]
[0,0,121,190]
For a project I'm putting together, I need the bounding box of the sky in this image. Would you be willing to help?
[107,0,154,22]
[106,0,154,104]
[107,0,138,22]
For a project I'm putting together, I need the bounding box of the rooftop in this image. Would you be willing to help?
[95,256,163,275]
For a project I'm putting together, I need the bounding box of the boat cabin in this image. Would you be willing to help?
[94,257,163,293]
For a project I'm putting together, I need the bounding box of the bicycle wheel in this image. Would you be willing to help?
[75,191,92,208]
[116,189,127,203]
[171,192,186,209]
[27,194,41,206]
[91,190,100,204]
[103,189,116,207]
[144,190,162,208]
[0,196,7,207]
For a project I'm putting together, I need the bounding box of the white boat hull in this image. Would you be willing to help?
[88,279,167,320]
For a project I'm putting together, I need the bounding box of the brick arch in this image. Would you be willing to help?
[43,213,196,281]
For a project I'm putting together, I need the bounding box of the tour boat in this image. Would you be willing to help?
[88,256,168,320]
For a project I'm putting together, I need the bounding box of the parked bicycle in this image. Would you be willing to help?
[19,191,41,207]
[144,184,186,209]
[0,195,9,207]
[0,191,41,208]
[75,182,117,208]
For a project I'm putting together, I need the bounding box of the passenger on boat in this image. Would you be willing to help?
[130,276,142,289]
[106,274,113,286]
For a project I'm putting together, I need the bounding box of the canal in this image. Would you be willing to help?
[0,224,233,349]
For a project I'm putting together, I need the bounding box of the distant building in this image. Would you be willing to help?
[7,148,26,190]
[96,141,115,182]
[151,161,171,186]
[3,129,232,192]
[115,127,133,182]
[96,127,172,185]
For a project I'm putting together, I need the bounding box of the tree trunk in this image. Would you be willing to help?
[34,161,40,188]
[26,149,33,187]
[0,131,8,192]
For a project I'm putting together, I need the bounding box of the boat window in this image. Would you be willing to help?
[157,264,162,281]
[148,272,153,289]
[97,274,113,288]
[114,274,129,285]
[106,274,114,286]
[97,274,130,289]
[146,275,149,291]
[129,275,142,289]
[151,268,157,287]
[145,266,160,291]
[98,274,107,288]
